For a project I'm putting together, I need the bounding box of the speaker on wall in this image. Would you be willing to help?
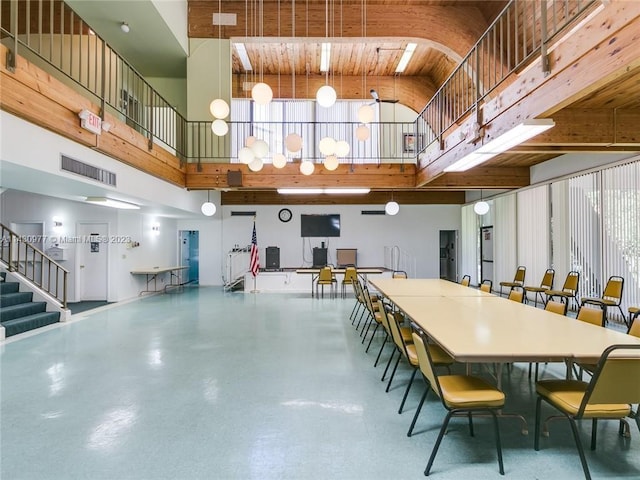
[227,170,243,187]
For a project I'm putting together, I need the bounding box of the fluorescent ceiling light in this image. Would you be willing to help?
[234,43,253,71]
[85,197,140,209]
[395,43,417,73]
[320,43,331,72]
[444,119,555,172]
[277,188,370,195]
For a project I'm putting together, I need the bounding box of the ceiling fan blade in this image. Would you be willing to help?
[369,89,380,101]
[380,99,399,103]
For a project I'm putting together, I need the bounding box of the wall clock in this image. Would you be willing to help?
[278,208,292,223]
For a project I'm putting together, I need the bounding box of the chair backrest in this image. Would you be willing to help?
[361,285,377,317]
[392,270,408,279]
[480,279,492,293]
[628,318,640,338]
[540,268,555,289]
[343,266,358,283]
[602,276,624,304]
[513,266,526,284]
[577,344,640,417]
[508,289,524,303]
[377,299,392,335]
[412,330,443,399]
[460,275,471,287]
[561,271,580,294]
[545,300,568,315]
[386,309,409,355]
[577,305,605,327]
[318,266,334,282]
[353,277,364,303]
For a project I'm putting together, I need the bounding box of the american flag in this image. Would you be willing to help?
[250,220,259,277]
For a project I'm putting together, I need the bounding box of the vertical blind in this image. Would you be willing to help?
[517,185,550,298]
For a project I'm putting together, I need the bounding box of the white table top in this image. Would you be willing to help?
[379,280,640,363]
[370,278,493,297]
[130,266,188,275]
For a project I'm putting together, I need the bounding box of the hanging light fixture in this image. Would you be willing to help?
[201,190,216,216]
[285,133,303,153]
[316,0,337,108]
[300,160,315,175]
[356,124,370,141]
[358,104,375,124]
[318,136,337,156]
[248,157,264,172]
[251,1,273,105]
[209,0,230,131]
[385,190,399,215]
[272,153,287,168]
[474,189,490,215]
[335,140,350,157]
[323,155,339,171]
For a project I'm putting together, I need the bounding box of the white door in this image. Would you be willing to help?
[78,223,108,301]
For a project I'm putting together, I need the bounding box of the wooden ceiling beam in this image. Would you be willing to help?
[221,190,465,206]
[186,163,416,190]
[232,75,436,114]
[425,168,529,189]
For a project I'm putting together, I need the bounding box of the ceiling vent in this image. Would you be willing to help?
[230,211,256,217]
[61,155,116,186]
[361,210,386,215]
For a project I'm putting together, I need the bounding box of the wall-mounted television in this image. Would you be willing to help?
[301,214,341,237]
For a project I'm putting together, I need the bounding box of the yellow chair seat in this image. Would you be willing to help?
[405,343,419,366]
[399,326,413,343]
[545,289,572,297]
[630,306,640,314]
[582,296,617,307]
[439,375,505,409]
[524,286,547,293]
[536,380,631,418]
[428,343,454,365]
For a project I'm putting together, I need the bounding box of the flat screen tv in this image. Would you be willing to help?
[301,214,341,237]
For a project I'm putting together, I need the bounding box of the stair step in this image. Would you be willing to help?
[0,282,20,294]
[2,311,60,337]
[0,301,47,322]
[0,291,34,307]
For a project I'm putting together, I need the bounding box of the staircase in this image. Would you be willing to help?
[0,273,60,337]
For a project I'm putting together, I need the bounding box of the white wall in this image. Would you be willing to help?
[218,204,462,281]
[0,190,177,302]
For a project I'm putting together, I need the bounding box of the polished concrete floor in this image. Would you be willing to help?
[1,287,639,479]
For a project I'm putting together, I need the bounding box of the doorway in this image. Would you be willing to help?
[179,230,199,284]
[439,230,458,281]
[480,226,494,285]
[77,223,108,301]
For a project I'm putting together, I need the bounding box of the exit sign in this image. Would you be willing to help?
[78,109,102,135]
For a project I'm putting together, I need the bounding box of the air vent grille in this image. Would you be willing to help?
[231,211,257,216]
[61,155,117,186]
[361,210,386,215]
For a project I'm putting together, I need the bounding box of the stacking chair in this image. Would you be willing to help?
[576,304,606,328]
[545,270,580,310]
[383,309,419,410]
[341,266,358,298]
[460,275,471,287]
[410,329,505,476]
[629,312,640,336]
[480,279,493,293]
[375,299,414,369]
[508,289,524,303]
[315,266,337,298]
[392,270,408,279]
[523,268,555,307]
[499,266,526,297]
[581,276,624,325]
[349,278,365,325]
[629,307,640,329]
[535,344,640,480]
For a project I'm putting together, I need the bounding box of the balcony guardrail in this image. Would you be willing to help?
[1,0,598,166]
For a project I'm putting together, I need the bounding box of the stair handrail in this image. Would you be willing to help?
[0,223,68,308]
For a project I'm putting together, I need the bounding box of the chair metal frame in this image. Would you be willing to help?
[535,344,640,480]
[523,268,555,307]
[460,274,471,287]
[545,270,580,310]
[499,266,526,297]
[410,329,505,476]
[581,275,625,326]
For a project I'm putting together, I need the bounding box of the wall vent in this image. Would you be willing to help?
[361,210,386,215]
[61,155,117,186]
[230,211,257,217]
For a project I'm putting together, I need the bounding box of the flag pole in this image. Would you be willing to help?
[250,215,260,293]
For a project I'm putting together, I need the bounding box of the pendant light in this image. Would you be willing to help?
[209,0,229,131]
[385,190,399,215]
[316,0,337,108]
[474,189,490,215]
[201,191,216,216]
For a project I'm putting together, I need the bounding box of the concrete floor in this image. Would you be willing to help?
[1,287,638,479]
